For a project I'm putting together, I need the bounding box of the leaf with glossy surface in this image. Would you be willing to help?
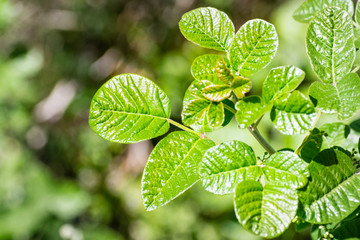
[179,7,235,51]
[319,122,350,147]
[236,96,270,128]
[356,0,360,26]
[293,0,354,23]
[202,85,232,102]
[191,54,224,84]
[306,7,355,84]
[308,82,339,114]
[182,80,227,132]
[142,131,215,210]
[198,141,261,194]
[271,91,317,135]
[234,180,299,238]
[215,56,233,84]
[262,65,305,103]
[229,19,278,77]
[89,74,171,143]
[264,151,309,188]
[309,73,360,119]
[231,77,252,99]
[232,151,309,237]
[298,148,360,224]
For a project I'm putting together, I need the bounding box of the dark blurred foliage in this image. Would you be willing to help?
[0,0,315,239]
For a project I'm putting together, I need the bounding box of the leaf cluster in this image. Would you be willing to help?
[89,1,360,239]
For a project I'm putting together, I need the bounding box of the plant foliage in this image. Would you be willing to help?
[89,3,360,239]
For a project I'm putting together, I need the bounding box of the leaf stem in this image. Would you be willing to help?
[311,111,322,129]
[352,65,360,73]
[248,125,276,155]
[167,119,204,138]
[223,103,275,154]
[253,115,263,129]
[223,103,237,114]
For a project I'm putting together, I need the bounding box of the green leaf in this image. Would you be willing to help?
[202,85,232,102]
[296,128,324,163]
[215,56,233,84]
[319,122,350,147]
[182,80,227,132]
[350,119,360,132]
[333,217,360,239]
[198,141,261,194]
[235,96,271,128]
[264,151,309,188]
[231,77,252,99]
[309,73,360,119]
[229,19,278,77]
[89,74,171,143]
[232,151,308,238]
[271,91,317,135]
[191,54,224,84]
[306,7,355,84]
[293,0,354,23]
[262,65,305,103]
[179,7,235,51]
[142,131,215,210]
[234,180,299,238]
[308,82,339,114]
[356,0,360,26]
[298,148,360,224]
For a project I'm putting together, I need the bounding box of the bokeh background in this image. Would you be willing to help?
[0,0,344,239]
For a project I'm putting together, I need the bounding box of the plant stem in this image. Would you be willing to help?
[167,119,204,138]
[311,111,322,129]
[352,65,360,73]
[223,103,237,114]
[222,103,275,154]
[248,125,276,155]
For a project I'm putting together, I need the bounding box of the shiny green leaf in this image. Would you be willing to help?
[231,77,252,99]
[233,151,308,238]
[293,0,354,23]
[202,85,232,102]
[179,7,235,51]
[306,7,355,84]
[308,82,339,114]
[264,151,309,188]
[262,65,305,103]
[198,141,260,194]
[271,91,317,135]
[215,56,233,84]
[191,54,224,84]
[229,19,278,77]
[356,1,360,26]
[298,148,360,224]
[89,74,171,143]
[142,131,215,210]
[235,96,270,128]
[208,102,225,127]
[319,122,350,147]
[234,180,298,238]
[309,73,360,119]
[182,80,227,132]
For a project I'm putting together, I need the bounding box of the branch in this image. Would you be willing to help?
[248,125,276,155]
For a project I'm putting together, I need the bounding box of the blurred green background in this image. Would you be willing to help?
[0,0,326,239]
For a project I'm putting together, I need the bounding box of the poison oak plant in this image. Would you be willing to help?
[89,1,360,239]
